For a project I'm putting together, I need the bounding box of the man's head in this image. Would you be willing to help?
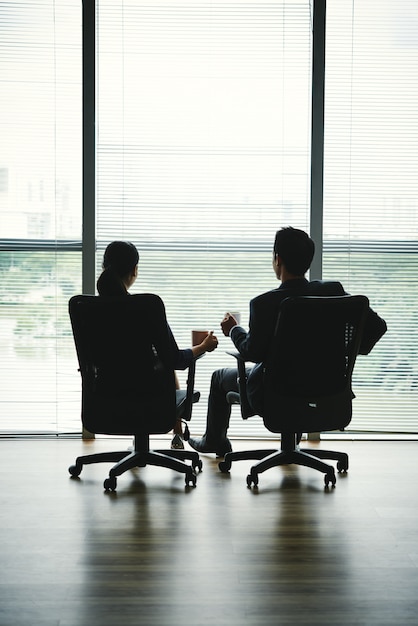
[273,227,315,278]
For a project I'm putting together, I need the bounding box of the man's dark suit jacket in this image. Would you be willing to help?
[230,277,387,413]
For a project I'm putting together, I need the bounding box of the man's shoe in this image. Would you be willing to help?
[188,436,232,457]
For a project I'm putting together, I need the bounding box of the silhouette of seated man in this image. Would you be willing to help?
[188,227,387,456]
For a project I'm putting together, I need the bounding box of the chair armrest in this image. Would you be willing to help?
[176,354,203,421]
[225,350,244,359]
[225,351,255,420]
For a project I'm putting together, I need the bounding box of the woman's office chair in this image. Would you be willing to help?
[68,293,202,491]
[219,295,369,488]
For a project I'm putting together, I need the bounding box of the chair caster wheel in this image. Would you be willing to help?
[185,469,197,487]
[337,459,349,473]
[104,476,117,491]
[246,472,259,488]
[324,471,336,487]
[69,463,82,477]
[189,452,202,473]
[218,459,231,473]
[193,459,203,472]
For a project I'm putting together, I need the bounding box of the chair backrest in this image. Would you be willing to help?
[69,293,177,435]
[262,295,369,433]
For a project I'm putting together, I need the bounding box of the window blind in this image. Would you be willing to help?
[3,0,415,437]
[323,0,418,432]
[0,1,82,433]
[96,0,313,438]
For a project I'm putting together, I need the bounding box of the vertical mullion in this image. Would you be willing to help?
[310,0,326,281]
[82,0,96,296]
[308,0,326,441]
[82,0,96,438]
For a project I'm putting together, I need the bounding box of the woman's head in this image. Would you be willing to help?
[102,241,139,275]
[97,241,139,296]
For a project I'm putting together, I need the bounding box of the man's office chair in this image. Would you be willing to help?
[68,293,202,491]
[219,295,369,488]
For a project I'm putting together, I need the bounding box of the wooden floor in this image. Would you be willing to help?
[1,437,418,626]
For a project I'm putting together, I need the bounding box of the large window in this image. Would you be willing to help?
[1,0,417,436]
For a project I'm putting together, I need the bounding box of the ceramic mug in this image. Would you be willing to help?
[191,330,209,346]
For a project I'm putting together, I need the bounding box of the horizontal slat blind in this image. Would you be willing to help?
[96,0,312,437]
[323,0,418,432]
[0,1,82,433]
[2,0,417,437]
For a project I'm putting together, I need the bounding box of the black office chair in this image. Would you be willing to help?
[219,295,369,488]
[68,293,202,491]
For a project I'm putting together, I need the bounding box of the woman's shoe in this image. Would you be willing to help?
[171,434,184,450]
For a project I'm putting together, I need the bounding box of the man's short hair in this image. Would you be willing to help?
[273,227,315,276]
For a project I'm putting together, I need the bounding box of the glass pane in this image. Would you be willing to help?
[0,251,82,432]
[324,0,418,432]
[0,1,82,241]
[96,0,312,437]
[0,1,82,433]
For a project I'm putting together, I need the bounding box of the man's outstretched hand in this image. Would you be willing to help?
[221,312,239,337]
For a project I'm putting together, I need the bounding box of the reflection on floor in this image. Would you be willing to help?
[1,437,418,625]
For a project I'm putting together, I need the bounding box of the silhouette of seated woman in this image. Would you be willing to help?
[97,241,218,448]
